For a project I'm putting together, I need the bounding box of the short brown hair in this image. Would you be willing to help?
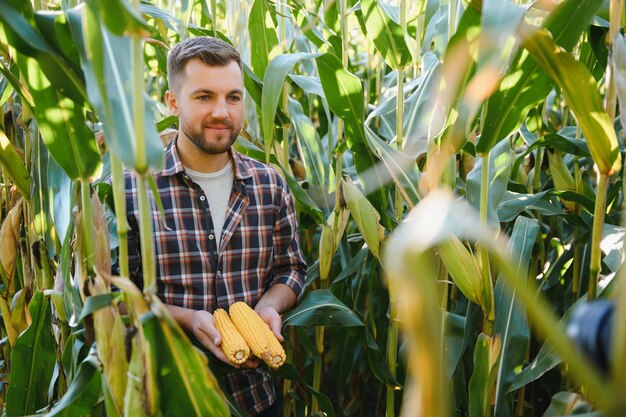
[167,37,242,92]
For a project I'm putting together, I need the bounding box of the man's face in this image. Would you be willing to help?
[167,59,244,155]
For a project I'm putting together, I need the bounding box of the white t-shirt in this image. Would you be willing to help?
[184,162,234,248]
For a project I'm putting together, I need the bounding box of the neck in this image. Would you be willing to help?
[176,134,231,173]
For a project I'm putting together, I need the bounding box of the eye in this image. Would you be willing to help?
[229,95,242,103]
[198,95,210,101]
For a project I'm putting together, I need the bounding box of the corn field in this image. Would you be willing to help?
[1,0,626,416]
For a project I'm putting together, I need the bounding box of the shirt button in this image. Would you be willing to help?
[200,195,206,201]
[209,234,214,240]
[216,271,222,277]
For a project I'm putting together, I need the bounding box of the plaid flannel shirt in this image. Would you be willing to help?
[123,138,307,414]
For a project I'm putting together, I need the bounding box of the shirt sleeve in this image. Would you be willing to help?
[270,180,307,300]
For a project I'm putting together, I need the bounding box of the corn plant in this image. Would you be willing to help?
[2,0,626,416]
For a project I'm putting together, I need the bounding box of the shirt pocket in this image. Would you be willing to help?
[153,227,211,290]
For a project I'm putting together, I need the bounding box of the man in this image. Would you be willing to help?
[122,37,307,416]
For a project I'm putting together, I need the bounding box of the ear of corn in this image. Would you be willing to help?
[214,308,251,365]
[229,302,286,369]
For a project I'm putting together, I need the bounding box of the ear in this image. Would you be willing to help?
[165,90,179,116]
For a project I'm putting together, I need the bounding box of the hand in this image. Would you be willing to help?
[190,310,259,369]
[255,305,284,342]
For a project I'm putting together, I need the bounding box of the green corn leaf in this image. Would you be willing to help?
[493,216,538,417]
[523,29,621,176]
[468,333,501,417]
[287,97,334,211]
[249,0,279,79]
[364,125,421,206]
[523,30,621,175]
[287,74,333,140]
[0,130,30,199]
[510,132,591,179]
[31,130,54,251]
[47,353,102,417]
[477,0,605,155]
[466,139,512,225]
[507,294,591,393]
[278,363,337,417]
[283,289,399,386]
[6,291,57,416]
[315,52,387,214]
[497,191,561,222]
[444,312,466,380]
[358,0,412,69]
[66,4,163,173]
[77,293,118,323]
[0,0,87,104]
[612,34,626,134]
[288,74,325,98]
[48,154,74,244]
[156,115,178,133]
[19,56,101,181]
[330,248,369,290]
[542,392,597,416]
[33,10,82,69]
[0,59,34,111]
[85,0,149,37]
[261,53,319,163]
[142,299,230,417]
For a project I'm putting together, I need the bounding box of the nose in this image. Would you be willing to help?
[211,97,228,119]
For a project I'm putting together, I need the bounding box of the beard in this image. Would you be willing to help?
[180,117,240,155]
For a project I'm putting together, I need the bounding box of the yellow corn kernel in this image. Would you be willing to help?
[214,308,250,365]
[229,302,286,369]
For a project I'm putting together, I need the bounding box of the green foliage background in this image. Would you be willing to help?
[1,0,626,416]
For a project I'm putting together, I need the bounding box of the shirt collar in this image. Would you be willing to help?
[161,136,253,181]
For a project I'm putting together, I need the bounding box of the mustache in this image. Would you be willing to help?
[205,119,233,128]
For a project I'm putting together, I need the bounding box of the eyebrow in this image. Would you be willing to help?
[190,88,244,96]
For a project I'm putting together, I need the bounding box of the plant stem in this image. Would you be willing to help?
[110,154,130,279]
[128,16,156,293]
[448,0,457,46]
[613,162,626,394]
[588,173,608,300]
[605,0,623,122]
[136,175,156,293]
[283,326,295,417]
[533,148,543,194]
[387,56,405,417]
[572,155,581,298]
[312,270,328,413]
[131,34,147,175]
[386,310,398,417]
[80,179,95,273]
[479,154,494,329]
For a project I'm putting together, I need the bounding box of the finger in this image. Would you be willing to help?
[242,357,260,369]
[268,316,284,342]
[211,346,239,368]
[198,315,222,347]
[195,329,239,368]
